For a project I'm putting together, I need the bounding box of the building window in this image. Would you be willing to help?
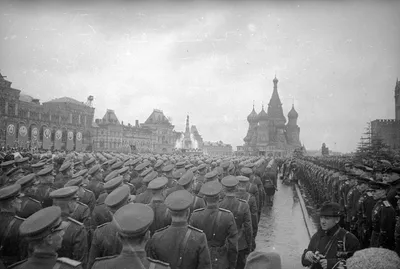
[8,103,15,116]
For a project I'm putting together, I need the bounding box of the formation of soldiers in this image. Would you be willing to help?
[0,150,280,269]
[281,156,400,257]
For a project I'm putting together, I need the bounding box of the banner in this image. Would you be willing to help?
[66,130,74,151]
[18,125,28,149]
[6,123,16,147]
[42,127,52,150]
[75,131,83,152]
[54,129,62,150]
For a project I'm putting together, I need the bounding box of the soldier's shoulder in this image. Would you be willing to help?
[237,198,247,203]
[192,207,205,213]
[77,200,89,208]
[96,222,109,230]
[83,188,95,195]
[28,196,41,204]
[219,207,231,214]
[188,225,204,233]
[147,257,170,267]
[57,257,82,268]
[94,255,118,262]
[14,215,25,222]
[383,200,392,208]
[67,217,84,226]
[154,225,169,234]
[7,259,27,268]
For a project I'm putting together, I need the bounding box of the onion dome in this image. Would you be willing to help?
[288,105,298,118]
[273,75,278,84]
[247,106,258,123]
[257,105,269,122]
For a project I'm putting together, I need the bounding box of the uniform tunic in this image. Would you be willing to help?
[90,203,112,229]
[147,199,171,236]
[136,189,153,204]
[301,225,360,269]
[235,191,258,247]
[8,252,82,269]
[88,222,122,269]
[189,205,238,269]
[0,211,26,267]
[147,221,212,269]
[78,188,96,212]
[70,201,91,229]
[17,196,42,218]
[58,217,88,268]
[370,199,396,249]
[86,180,104,200]
[91,250,170,269]
[30,183,56,207]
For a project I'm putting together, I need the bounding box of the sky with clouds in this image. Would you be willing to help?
[1,0,399,153]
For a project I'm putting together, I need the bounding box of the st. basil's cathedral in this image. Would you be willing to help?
[238,76,302,157]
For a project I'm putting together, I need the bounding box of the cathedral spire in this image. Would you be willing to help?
[267,76,286,125]
[185,115,190,133]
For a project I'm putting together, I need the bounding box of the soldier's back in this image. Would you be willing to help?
[17,196,42,218]
[147,200,171,236]
[71,201,91,228]
[58,217,88,267]
[91,203,112,228]
[136,189,152,204]
[79,188,96,212]
[91,252,170,269]
[0,213,25,267]
[9,257,83,269]
[31,183,55,207]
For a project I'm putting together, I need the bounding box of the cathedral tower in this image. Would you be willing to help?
[286,104,301,146]
[267,76,286,127]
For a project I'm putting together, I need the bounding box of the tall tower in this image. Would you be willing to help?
[396,78,400,120]
[267,76,286,127]
[286,104,301,146]
[183,115,192,149]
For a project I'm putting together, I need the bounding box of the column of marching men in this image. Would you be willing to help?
[280,157,400,257]
[0,151,279,269]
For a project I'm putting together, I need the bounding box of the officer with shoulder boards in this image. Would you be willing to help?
[190,180,238,269]
[8,206,83,269]
[91,203,170,269]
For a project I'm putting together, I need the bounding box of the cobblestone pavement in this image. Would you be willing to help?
[255,177,316,269]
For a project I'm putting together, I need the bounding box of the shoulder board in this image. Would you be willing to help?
[383,201,391,207]
[94,255,118,261]
[57,257,82,267]
[97,222,108,229]
[126,182,134,186]
[148,257,170,267]
[83,188,94,194]
[193,208,205,213]
[28,197,41,204]
[77,201,89,208]
[8,259,27,268]
[154,225,169,234]
[14,215,25,221]
[188,225,203,233]
[219,208,231,213]
[367,192,372,197]
[67,217,83,226]
[237,198,247,203]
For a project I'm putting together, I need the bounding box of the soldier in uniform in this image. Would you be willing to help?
[31,167,56,208]
[346,174,361,236]
[0,184,26,267]
[146,177,171,236]
[88,185,132,269]
[65,176,96,212]
[8,206,83,269]
[97,172,122,204]
[30,161,45,175]
[131,163,147,191]
[353,176,373,249]
[369,181,396,249]
[118,166,136,194]
[164,169,186,197]
[0,160,15,186]
[15,173,42,218]
[240,168,260,220]
[91,203,170,269]
[236,176,258,251]
[86,165,104,200]
[219,176,252,269]
[136,171,158,204]
[15,157,31,174]
[394,189,400,257]
[190,181,238,269]
[85,158,96,171]
[49,186,88,268]
[301,202,360,269]
[161,164,176,188]
[4,167,25,186]
[146,190,212,269]
[55,161,73,189]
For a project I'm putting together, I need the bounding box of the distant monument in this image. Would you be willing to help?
[175,115,203,151]
[322,143,329,156]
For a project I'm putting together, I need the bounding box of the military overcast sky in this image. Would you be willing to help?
[1,0,399,153]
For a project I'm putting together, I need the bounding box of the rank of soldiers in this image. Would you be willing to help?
[0,151,278,269]
[279,157,400,257]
